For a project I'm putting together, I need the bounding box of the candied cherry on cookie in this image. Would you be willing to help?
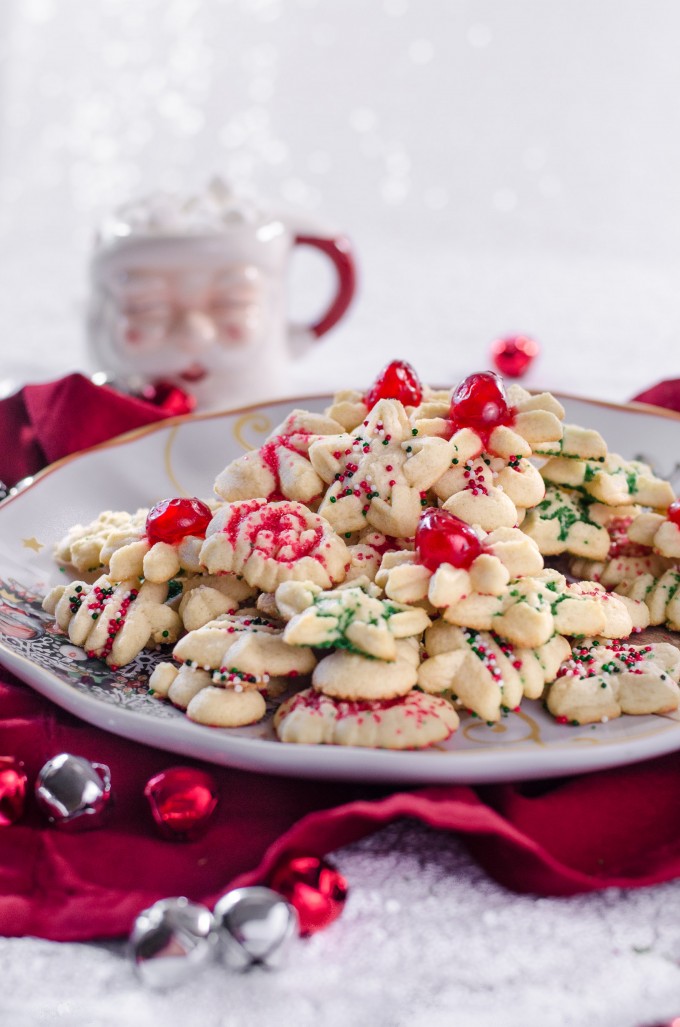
[667,500,680,527]
[365,359,423,410]
[449,371,515,443]
[146,498,213,546]
[415,508,483,571]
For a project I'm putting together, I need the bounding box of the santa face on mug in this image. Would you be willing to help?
[89,240,271,390]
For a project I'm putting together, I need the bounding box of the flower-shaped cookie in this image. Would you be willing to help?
[42,574,181,668]
[540,452,675,509]
[214,409,345,505]
[312,638,422,700]
[412,377,565,454]
[309,398,457,539]
[627,503,680,559]
[569,510,672,588]
[433,569,648,649]
[104,497,214,583]
[274,688,459,749]
[411,375,565,531]
[148,608,317,728]
[375,515,544,607]
[275,581,431,661]
[171,608,317,686]
[200,498,350,591]
[418,623,571,721]
[176,573,257,631]
[615,569,680,631]
[149,661,270,727]
[546,638,680,724]
[323,359,437,431]
[521,484,612,560]
[54,508,148,574]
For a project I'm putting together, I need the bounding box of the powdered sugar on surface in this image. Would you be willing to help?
[1,821,678,1027]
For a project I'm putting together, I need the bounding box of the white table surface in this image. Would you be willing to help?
[1,2,680,1024]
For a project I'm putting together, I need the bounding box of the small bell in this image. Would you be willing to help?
[0,756,28,826]
[34,753,112,830]
[144,766,219,841]
[213,886,298,970]
[130,897,218,989]
[269,855,348,935]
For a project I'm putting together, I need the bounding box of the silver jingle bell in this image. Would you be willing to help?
[34,753,113,830]
[130,897,219,990]
[213,886,298,971]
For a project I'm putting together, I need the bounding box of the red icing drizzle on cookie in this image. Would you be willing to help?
[258,429,316,501]
[223,500,325,564]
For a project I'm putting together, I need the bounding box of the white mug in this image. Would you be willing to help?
[87,184,357,410]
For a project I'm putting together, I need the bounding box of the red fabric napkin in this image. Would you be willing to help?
[0,374,189,489]
[1,373,680,942]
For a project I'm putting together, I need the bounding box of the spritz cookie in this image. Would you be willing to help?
[627,502,680,559]
[520,484,611,559]
[310,397,459,539]
[43,574,181,668]
[176,574,258,631]
[275,581,430,661]
[615,569,680,631]
[104,497,215,583]
[312,639,421,701]
[324,359,428,431]
[214,408,345,505]
[274,688,459,749]
[546,638,680,724]
[375,511,544,607]
[172,609,317,688]
[200,498,350,591]
[54,508,148,574]
[540,452,675,509]
[417,623,570,722]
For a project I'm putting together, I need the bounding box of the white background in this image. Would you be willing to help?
[1,3,680,1024]
[1,0,680,401]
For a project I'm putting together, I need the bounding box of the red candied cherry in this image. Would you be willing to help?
[146,497,212,546]
[415,508,483,571]
[449,371,513,433]
[667,500,680,527]
[365,359,423,409]
[490,335,540,378]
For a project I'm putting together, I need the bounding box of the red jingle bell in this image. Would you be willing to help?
[269,855,348,935]
[490,335,540,378]
[144,766,219,841]
[0,756,27,827]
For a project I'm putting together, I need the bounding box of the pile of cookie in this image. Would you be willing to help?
[42,361,680,750]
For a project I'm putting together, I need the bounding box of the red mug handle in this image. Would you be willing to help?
[293,233,357,338]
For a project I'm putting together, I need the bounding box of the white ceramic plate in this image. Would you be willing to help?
[1,393,680,784]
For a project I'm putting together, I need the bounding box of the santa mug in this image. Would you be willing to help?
[87,182,357,410]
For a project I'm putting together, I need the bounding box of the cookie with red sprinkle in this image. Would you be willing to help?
[274,688,459,749]
[200,498,350,591]
[42,574,181,667]
[546,638,680,724]
[214,409,345,505]
[418,622,570,721]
